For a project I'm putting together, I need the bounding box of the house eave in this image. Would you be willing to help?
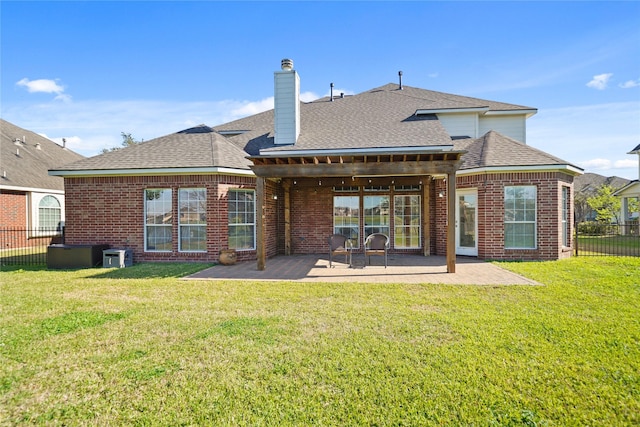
[613,180,640,196]
[48,167,255,178]
[457,164,584,177]
[417,107,489,115]
[483,109,538,118]
[255,145,455,158]
[0,184,65,194]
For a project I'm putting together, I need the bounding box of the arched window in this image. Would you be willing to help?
[39,195,61,232]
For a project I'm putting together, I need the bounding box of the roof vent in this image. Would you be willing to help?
[330,83,334,102]
[35,142,42,150]
[281,58,294,70]
[398,71,403,90]
[14,138,21,146]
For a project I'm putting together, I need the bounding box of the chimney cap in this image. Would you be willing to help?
[281,58,294,70]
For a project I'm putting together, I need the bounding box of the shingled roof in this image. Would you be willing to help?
[50,125,252,174]
[454,130,579,171]
[50,83,579,177]
[216,83,537,156]
[1,119,84,191]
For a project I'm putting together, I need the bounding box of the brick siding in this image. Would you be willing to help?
[62,171,574,264]
[435,172,575,261]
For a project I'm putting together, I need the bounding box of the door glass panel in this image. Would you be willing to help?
[364,195,390,239]
[458,194,476,248]
[334,196,360,248]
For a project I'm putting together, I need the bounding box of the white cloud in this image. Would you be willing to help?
[620,79,640,89]
[528,101,640,180]
[16,78,71,102]
[579,158,611,170]
[614,159,638,169]
[1,96,291,156]
[586,73,613,90]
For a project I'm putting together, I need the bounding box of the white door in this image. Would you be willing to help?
[456,189,478,256]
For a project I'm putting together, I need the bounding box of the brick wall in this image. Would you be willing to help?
[63,174,268,263]
[1,190,27,228]
[435,172,575,261]
[63,171,575,264]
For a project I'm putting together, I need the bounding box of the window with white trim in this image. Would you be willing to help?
[145,189,172,251]
[228,190,255,250]
[179,188,206,252]
[504,186,537,249]
[38,195,61,232]
[394,195,421,248]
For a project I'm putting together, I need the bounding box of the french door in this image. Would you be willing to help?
[456,189,478,256]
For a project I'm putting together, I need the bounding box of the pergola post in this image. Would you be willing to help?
[446,172,456,273]
[283,179,292,255]
[256,177,266,270]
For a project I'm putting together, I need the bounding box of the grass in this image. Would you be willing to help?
[576,235,640,256]
[1,259,639,426]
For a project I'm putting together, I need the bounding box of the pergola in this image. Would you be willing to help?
[249,149,466,273]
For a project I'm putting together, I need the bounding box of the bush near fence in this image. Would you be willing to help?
[575,222,640,257]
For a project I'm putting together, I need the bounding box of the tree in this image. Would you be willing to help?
[587,185,622,223]
[101,132,143,154]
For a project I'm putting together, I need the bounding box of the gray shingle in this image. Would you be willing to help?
[217,83,536,156]
[454,130,578,170]
[1,119,84,190]
[53,125,252,172]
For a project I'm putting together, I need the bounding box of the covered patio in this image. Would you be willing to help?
[252,148,465,273]
[185,254,539,285]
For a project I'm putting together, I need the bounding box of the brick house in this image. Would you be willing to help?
[1,119,84,248]
[50,59,582,272]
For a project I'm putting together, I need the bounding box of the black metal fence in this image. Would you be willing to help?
[0,228,64,266]
[575,222,640,257]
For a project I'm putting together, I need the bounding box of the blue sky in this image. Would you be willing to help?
[2,1,639,179]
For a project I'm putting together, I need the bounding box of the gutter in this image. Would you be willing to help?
[48,166,255,178]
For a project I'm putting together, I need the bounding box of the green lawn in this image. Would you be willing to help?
[576,235,640,256]
[1,258,639,426]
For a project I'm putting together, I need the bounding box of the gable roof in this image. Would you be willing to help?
[49,83,579,178]
[455,130,581,173]
[216,83,537,156]
[50,125,253,176]
[574,172,631,195]
[1,118,84,191]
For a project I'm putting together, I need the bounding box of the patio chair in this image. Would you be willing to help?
[328,234,352,268]
[364,233,389,268]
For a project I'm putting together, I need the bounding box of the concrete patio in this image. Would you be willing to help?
[185,254,540,285]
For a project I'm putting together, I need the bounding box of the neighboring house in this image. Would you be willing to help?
[574,172,630,222]
[50,59,582,272]
[1,119,84,247]
[613,144,640,233]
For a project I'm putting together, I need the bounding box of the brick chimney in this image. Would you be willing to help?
[274,58,300,145]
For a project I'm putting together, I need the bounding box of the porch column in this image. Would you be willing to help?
[283,179,292,255]
[621,197,629,235]
[256,177,266,270]
[446,172,456,273]
[423,177,430,256]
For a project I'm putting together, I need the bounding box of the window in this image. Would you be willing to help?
[38,195,61,232]
[228,190,255,250]
[333,196,360,248]
[394,195,421,248]
[364,195,390,238]
[179,188,206,252]
[145,189,172,251]
[562,186,570,247]
[504,186,537,249]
